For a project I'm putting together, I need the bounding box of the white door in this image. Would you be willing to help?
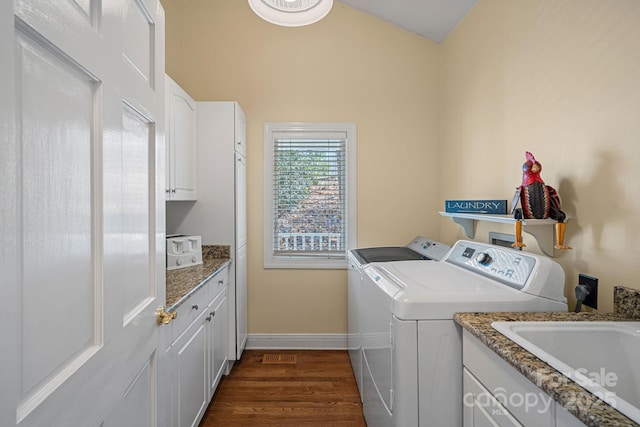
[0,1,166,426]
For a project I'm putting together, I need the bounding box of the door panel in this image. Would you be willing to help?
[104,353,157,427]
[17,27,99,412]
[122,0,154,84]
[122,103,153,323]
[1,1,166,426]
[70,0,92,19]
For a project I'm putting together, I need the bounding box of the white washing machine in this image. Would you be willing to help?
[348,237,450,399]
[360,240,568,427]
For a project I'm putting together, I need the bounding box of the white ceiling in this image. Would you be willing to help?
[338,0,478,43]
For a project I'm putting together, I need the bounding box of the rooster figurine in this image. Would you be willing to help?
[512,151,571,250]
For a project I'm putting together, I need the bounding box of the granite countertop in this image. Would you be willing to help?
[166,245,231,311]
[454,286,640,427]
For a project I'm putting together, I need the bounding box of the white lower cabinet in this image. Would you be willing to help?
[208,288,229,397]
[168,266,229,427]
[462,330,585,427]
[463,368,523,427]
[174,313,208,427]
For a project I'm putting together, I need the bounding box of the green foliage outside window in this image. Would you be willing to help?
[274,147,332,214]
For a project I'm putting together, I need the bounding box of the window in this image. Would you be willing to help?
[264,122,357,269]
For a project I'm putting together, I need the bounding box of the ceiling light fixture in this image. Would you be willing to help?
[248,0,333,27]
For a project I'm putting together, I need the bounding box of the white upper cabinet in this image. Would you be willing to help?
[166,75,198,201]
[234,104,246,157]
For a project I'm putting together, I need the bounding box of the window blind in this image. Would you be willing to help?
[271,133,347,257]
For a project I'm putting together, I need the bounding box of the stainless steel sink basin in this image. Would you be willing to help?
[491,321,640,423]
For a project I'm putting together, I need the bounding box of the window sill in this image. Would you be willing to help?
[264,256,347,270]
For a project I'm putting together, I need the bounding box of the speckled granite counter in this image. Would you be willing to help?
[455,286,640,427]
[166,245,231,311]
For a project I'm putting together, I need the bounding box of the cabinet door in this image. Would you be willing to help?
[208,290,228,397]
[463,369,522,427]
[174,316,208,427]
[234,103,246,156]
[235,244,248,359]
[166,75,197,201]
[235,152,247,248]
[463,330,556,426]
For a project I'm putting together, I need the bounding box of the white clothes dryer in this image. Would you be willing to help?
[348,236,450,399]
[360,240,568,427]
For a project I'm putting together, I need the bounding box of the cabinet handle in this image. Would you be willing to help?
[218,279,224,285]
[206,315,212,322]
[192,304,199,310]
[210,311,215,317]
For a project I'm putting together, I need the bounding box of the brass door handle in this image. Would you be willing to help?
[156,306,177,325]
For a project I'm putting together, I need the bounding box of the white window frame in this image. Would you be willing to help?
[264,122,357,269]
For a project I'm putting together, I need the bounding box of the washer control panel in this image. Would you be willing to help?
[446,241,536,289]
[406,236,451,261]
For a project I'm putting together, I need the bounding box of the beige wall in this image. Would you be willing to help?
[161,0,441,333]
[163,0,640,332]
[440,0,640,312]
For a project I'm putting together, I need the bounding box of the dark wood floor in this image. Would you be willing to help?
[199,350,367,426]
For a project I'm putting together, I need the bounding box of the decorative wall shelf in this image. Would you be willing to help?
[439,212,567,257]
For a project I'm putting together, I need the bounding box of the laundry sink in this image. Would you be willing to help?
[491,321,640,423]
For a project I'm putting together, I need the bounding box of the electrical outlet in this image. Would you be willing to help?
[579,274,598,309]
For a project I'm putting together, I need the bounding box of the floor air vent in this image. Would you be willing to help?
[261,354,298,364]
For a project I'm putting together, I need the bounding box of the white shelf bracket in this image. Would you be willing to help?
[450,216,476,239]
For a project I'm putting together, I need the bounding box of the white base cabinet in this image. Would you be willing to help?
[462,330,585,427]
[463,368,523,427]
[167,265,229,427]
[209,285,229,396]
[174,313,208,427]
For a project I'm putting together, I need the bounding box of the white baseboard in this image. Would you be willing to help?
[246,333,348,350]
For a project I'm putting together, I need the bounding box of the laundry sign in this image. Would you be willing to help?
[445,199,508,214]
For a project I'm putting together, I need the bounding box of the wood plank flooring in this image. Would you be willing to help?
[199,350,367,426]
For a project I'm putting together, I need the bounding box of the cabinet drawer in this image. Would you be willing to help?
[463,330,555,426]
[207,265,229,300]
[171,285,211,342]
[464,368,522,427]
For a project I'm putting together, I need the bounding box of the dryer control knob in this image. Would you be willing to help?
[475,253,492,266]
